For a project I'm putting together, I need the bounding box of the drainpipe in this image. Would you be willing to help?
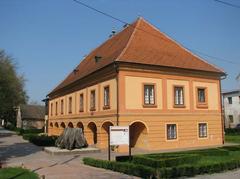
[220,74,227,144]
[114,62,119,126]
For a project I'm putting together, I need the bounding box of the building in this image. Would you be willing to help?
[47,17,225,151]
[222,90,240,128]
[16,104,45,129]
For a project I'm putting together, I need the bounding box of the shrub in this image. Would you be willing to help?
[28,135,58,146]
[22,133,38,141]
[20,128,44,135]
[83,157,156,179]
[5,123,17,131]
[0,167,39,179]
[225,128,240,135]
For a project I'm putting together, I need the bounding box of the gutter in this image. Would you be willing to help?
[220,74,227,144]
[114,62,119,126]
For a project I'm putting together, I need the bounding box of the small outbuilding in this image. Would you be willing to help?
[16,104,45,129]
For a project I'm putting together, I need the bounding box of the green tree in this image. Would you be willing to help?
[0,49,28,125]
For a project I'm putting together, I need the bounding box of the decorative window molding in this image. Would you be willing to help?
[68,97,72,114]
[90,90,96,111]
[79,93,84,112]
[143,83,157,108]
[198,123,207,138]
[173,86,185,108]
[166,124,177,140]
[196,87,208,108]
[103,86,110,110]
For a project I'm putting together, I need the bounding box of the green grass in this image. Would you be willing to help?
[0,167,39,179]
[225,134,240,143]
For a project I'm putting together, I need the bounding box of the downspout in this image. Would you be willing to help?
[114,62,119,126]
[220,74,227,144]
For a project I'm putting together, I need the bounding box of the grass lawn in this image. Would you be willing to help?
[83,145,240,178]
[0,167,39,179]
[225,134,240,143]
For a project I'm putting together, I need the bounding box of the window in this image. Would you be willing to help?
[55,102,58,115]
[198,88,206,103]
[50,103,53,116]
[229,115,234,123]
[68,97,72,114]
[174,86,184,106]
[167,124,177,140]
[144,85,155,105]
[199,123,207,138]
[228,97,232,104]
[79,94,84,112]
[103,86,110,109]
[90,90,96,111]
[61,99,64,114]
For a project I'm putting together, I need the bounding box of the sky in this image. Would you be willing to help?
[0,0,240,104]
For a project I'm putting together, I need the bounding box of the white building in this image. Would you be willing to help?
[222,90,240,128]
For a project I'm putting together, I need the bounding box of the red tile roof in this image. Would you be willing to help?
[49,17,224,95]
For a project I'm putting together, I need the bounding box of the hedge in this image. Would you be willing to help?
[225,128,240,135]
[83,157,156,179]
[132,154,201,168]
[84,157,240,179]
[158,159,240,178]
[22,133,57,146]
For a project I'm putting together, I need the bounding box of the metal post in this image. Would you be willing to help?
[129,126,131,161]
[108,127,111,161]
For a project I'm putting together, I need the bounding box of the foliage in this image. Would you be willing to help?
[84,145,240,178]
[22,133,57,146]
[225,134,240,143]
[0,49,28,125]
[83,157,156,179]
[225,128,240,135]
[0,167,39,179]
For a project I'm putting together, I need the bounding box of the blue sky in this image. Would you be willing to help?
[0,0,239,103]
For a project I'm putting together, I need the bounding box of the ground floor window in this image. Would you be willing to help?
[229,115,234,123]
[167,124,177,140]
[199,123,207,138]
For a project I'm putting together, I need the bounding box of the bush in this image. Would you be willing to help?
[132,154,200,168]
[22,133,37,141]
[26,134,57,146]
[83,157,156,179]
[225,128,240,135]
[5,123,17,131]
[20,128,44,135]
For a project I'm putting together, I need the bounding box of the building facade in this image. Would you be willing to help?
[222,90,240,128]
[47,17,225,151]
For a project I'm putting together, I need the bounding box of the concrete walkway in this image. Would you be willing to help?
[1,127,240,179]
[0,127,137,179]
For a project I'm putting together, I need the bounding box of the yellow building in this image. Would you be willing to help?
[47,17,225,151]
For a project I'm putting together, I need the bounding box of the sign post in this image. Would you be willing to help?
[109,126,130,161]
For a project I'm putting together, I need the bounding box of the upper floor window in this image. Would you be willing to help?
[229,115,234,123]
[50,103,53,116]
[61,99,64,114]
[90,90,96,111]
[167,124,177,140]
[228,97,232,104]
[68,97,72,114]
[55,102,58,115]
[174,86,184,106]
[80,93,84,112]
[199,123,207,138]
[103,86,110,109]
[198,88,206,103]
[144,85,155,105]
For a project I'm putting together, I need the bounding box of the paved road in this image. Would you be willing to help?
[0,127,137,179]
[1,127,240,179]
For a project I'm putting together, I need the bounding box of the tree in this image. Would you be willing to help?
[0,49,28,125]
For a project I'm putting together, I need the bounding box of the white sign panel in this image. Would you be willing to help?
[110,126,129,145]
